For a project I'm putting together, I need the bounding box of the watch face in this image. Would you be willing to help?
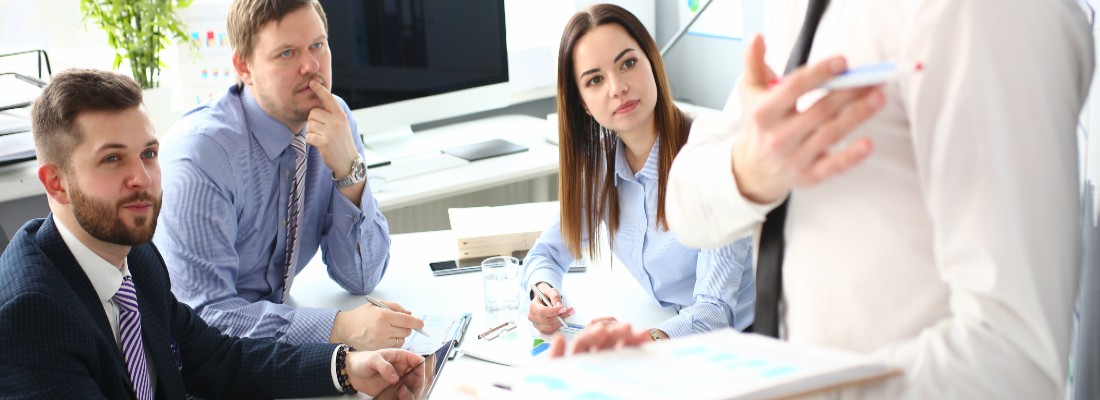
[355,158,366,179]
[334,157,367,188]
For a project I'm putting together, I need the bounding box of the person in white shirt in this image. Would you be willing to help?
[554,0,1094,397]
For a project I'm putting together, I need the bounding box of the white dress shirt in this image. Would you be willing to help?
[55,219,157,392]
[666,0,1093,397]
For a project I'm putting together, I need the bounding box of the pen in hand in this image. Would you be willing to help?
[532,287,568,328]
[363,295,430,337]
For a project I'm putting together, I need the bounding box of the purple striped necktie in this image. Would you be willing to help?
[114,275,152,400]
[282,133,307,302]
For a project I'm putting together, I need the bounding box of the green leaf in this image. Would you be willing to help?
[79,0,193,88]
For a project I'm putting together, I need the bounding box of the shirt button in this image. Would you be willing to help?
[285,170,290,178]
[282,219,287,226]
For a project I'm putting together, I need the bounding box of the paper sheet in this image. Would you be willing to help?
[457,320,585,367]
[511,329,897,400]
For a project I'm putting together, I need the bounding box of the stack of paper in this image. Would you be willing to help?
[0,131,35,166]
[509,329,898,399]
[448,202,560,264]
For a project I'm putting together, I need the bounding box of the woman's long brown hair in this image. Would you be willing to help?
[556,3,692,260]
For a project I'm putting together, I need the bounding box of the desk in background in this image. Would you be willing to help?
[288,229,675,398]
[0,114,559,209]
[365,115,559,212]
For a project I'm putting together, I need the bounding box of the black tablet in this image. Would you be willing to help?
[373,340,455,399]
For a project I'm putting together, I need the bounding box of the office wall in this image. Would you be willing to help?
[0,0,116,73]
[658,0,765,110]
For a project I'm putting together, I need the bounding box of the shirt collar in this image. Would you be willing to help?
[612,135,661,186]
[239,85,301,161]
[54,218,130,303]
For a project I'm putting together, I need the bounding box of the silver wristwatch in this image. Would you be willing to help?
[332,155,366,188]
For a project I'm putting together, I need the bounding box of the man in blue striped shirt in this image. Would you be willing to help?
[154,0,422,351]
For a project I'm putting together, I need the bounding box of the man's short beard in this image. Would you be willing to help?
[70,184,161,246]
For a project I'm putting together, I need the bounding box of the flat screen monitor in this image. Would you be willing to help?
[320,0,510,138]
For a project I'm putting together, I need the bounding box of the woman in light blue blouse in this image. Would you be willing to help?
[522,3,755,340]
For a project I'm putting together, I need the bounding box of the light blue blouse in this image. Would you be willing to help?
[522,137,754,337]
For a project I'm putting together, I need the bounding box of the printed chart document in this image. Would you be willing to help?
[402,313,472,355]
[510,329,898,399]
[457,321,585,367]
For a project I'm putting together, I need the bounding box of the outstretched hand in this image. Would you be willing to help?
[549,321,650,358]
[732,34,884,204]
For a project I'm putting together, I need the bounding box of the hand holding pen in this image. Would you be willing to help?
[364,295,431,338]
[329,296,427,351]
[526,282,575,335]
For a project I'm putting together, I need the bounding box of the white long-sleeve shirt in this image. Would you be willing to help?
[666,0,1093,397]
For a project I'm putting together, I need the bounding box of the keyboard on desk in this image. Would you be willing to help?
[369,153,469,181]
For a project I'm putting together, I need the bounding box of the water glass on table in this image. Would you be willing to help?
[481,256,521,322]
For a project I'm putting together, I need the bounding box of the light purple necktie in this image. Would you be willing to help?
[114,275,153,400]
[282,133,307,302]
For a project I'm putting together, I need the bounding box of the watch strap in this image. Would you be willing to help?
[332,155,366,188]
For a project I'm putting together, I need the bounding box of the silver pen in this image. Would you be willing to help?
[363,295,430,337]
[532,287,568,328]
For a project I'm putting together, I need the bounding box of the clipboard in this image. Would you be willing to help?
[402,312,472,357]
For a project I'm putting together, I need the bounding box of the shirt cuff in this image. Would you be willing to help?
[655,313,693,339]
[329,346,342,392]
[285,307,340,345]
[331,193,366,237]
[668,128,782,249]
[702,133,784,218]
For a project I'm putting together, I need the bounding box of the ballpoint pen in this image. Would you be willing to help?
[531,287,568,328]
[819,61,923,90]
[363,295,430,337]
[768,61,924,91]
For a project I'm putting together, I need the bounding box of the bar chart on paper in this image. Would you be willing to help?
[456,321,585,367]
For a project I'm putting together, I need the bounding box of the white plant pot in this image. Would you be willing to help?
[142,87,177,137]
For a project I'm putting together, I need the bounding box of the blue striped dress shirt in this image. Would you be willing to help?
[153,85,391,345]
[523,137,755,338]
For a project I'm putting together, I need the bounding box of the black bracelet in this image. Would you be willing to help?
[335,344,357,394]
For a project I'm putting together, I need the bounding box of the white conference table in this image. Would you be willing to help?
[287,229,675,398]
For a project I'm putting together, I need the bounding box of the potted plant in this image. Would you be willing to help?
[80,0,194,89]
[80,0,196,136]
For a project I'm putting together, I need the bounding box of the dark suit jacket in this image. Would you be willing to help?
[0,217,341,399]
